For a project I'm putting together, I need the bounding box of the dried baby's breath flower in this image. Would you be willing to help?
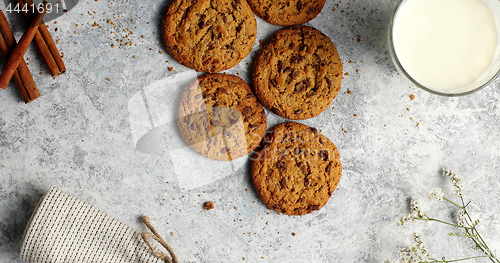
[410,198,426,219]
[457,210,466,227]
[398,234,431,263]
[428,188,445,201]
[413,233,430,261]
[443,169,463,197]
[396,169,499,263]
[399,213,415,226]
[399,198,429,226]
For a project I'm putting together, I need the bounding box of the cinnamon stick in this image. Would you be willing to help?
[17,0,66,78]
[0,1,48,90]
[0,12,39,103]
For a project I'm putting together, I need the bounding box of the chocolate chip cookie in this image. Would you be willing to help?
[252,26,343,120]
[247,0,326,26]
[163,0,257,73]
[178,73,267,161]
[251,122,342,215]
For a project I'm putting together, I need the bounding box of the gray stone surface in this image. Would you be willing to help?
[1,0,500,262]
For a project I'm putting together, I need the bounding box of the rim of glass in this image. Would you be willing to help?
[388,0,500,97]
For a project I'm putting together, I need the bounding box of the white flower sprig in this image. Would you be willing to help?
[398,198,429,226]
[398,233,432,263]
[428,188,445,201]
[393,169,499,263]
[443,169,463,197]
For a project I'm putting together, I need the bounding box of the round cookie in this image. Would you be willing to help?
[178,73,267,161]
[247,0,326,26]
[251,122,342,216]
[252,26,343,120]
[163,0,257,73]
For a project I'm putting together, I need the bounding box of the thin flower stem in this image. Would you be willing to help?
[398,172,500,263]
[443,197,464,209]
[417,217,468,229]
[457,196,500,263]
[421,255,489,262]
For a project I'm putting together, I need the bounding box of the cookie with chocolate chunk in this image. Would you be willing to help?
[178,73,267,161]
[247,0,326,26]
[163,0,257,73]
[251,122,342,216]
[252,26,343,120]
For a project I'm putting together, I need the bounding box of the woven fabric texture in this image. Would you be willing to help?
[20,187,164,263]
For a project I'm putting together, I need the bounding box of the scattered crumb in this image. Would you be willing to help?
[410,94,415,100]
[344,72,350,76]
[168,67,174,72]
[292,232,296,236]
[204,201,214,210]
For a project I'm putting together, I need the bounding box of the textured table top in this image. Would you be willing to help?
[1,0,500,262]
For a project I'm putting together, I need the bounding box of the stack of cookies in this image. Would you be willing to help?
[163,0,343,215]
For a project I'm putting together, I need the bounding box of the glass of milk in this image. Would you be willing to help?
[389,0,500,96]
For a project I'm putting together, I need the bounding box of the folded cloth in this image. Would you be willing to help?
[20,187,168,263]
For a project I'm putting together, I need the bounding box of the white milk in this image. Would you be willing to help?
[392,0,498,93]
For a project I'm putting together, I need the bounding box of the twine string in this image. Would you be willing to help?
[141,216,178,263]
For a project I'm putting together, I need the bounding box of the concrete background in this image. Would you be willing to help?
[1,0,500,262]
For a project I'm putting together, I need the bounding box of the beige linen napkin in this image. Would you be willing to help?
[19,187,171,263]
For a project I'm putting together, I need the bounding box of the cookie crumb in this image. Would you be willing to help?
[168,67,174,72]
[292,232,296,236]
[204,201,214,210]
[410,94,415,100]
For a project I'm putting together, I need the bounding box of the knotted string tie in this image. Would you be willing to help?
[141,216,178,263]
